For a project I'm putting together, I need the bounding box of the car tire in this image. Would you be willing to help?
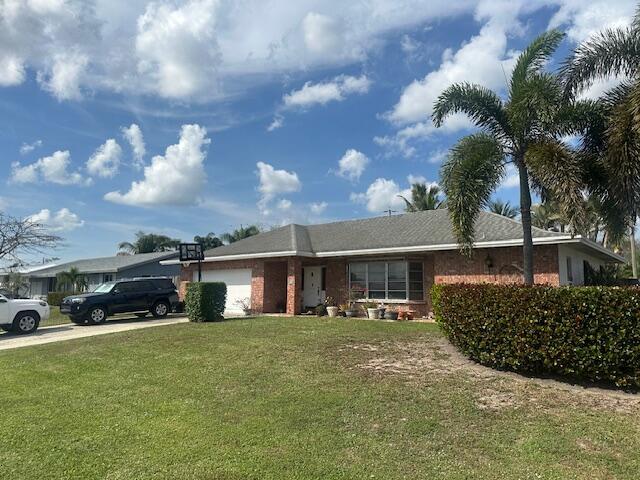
[86,306,107,325]
[151,301,169,318]
[12,311,40,335]
[135,312,148,318]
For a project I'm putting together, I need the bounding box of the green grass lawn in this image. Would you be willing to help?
[41,306,70,327]
[1,316,639,479]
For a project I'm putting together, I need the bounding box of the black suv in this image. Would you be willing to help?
[61,277,179,325]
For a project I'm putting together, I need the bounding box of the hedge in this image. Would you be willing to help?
[185,282,227,322]
[47,292,82,306]
[432,284,640,387]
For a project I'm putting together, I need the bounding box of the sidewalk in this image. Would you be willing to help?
[0,315,189,351]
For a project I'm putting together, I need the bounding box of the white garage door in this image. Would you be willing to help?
[195,268,252,316]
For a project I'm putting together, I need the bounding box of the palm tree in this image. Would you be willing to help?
[221,225,260,244]
[194,233,223,250]
[433,30,588,284]
[397,183,444,212]
[118,231,181,254]
[562,9,640,276]
[488,199,519,219]
[56,267,87,292]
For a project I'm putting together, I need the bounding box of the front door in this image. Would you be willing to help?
[303,266,325,308]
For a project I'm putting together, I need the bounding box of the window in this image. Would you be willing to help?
[103,274,114,282]
[349,261,424,301]
[566,256,574,283]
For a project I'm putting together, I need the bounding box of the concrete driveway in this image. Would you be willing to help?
[0,314,189,351]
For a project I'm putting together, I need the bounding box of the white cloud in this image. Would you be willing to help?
[135,0,222,99]
[499,164,519,189]
[428,149,448,164]
[351,175,438,213]
[283,74,371,109]
[11,150,88,185]
[267,114,284,132]
[105,124,210,207]
[0,54,26,86]
[37,51,88,101]
[256,161,301,214]
[121,123,146,169]
[86,139,122,178]
[302,12,344,55]
[310,201,328,214]
[336,149,370,182]
[19,140,42,155]
[277,198,292,211]
[28,208,84,232]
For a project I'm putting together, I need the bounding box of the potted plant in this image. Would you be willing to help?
[363,301,379,319]
[338,304,350,317]
[325,296,339,317]
[315,304,327,317]
[384,307,399,320]
[377,303,386,319]
[235,297,252,316]
[345,286,365,317]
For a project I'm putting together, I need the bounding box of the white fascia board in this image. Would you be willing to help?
[162,250,315,265]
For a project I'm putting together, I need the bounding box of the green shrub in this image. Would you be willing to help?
[432,284,640,387]
[47,292,81,306]
[185,282,227,322]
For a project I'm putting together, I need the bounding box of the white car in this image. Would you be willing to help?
[0,293,50,334]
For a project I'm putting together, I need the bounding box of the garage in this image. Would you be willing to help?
[194,269,252,316]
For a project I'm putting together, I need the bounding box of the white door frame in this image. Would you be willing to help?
[302,266,326,308]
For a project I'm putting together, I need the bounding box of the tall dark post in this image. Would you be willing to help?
[198,258,202,282]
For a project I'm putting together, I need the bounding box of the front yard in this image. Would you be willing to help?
[1,316,639,479]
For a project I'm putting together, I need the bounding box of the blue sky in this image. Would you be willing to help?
[0,0,635,263]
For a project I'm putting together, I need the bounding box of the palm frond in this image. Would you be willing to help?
[432,83,510,140]
[525,140,586,234]
[561,27,640,96]
[510,29,565,95]
[441,134,506,254]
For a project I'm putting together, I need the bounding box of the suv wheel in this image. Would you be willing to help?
[13,312,40,334]
[151,301,169,318]
[87,306,107,325]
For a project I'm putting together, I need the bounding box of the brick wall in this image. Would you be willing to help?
[263,261,287,313]
[286,257,302,315]
[433,245,559,285]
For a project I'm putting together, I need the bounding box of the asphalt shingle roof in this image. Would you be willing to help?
[204,209,561,258]
[29,251,178,277]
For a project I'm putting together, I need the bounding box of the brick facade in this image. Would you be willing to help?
[178,245,561,317]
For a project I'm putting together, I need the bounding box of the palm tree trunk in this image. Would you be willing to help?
[631,218,638,279]
[518,163,535,285]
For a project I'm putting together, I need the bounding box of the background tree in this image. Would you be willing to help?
[397,183,444,212]
[221,225,260,244]
[562,11,640,276]
[194,233,223,250]
[56,267,88,292]
[434,30,588,284]
[488,199,519,219]
[0,213,61,264]
[118,231,181,254]
[3,271,29,298]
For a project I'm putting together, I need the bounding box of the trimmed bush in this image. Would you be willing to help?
[432,284,640,387]
[47,292,81,306]
[185,282,227,322]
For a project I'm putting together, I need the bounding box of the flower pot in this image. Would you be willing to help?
[384,311,398,320]
[367,308,380,319]
[326,306,339,317]
[344,309,357,317]
[378,307,386,318]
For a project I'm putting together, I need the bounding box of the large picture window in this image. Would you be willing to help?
[349,261,424,301]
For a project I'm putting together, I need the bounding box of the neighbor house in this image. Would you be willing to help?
[169,210,624,317]
[10,251,180,297]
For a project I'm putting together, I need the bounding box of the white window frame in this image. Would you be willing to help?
[348,260,424,302]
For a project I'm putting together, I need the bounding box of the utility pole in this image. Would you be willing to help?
[631,218,638,278]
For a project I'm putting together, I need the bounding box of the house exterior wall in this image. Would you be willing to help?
[433,245,560,286]
[178,245,564,318]
[557,244,606,285]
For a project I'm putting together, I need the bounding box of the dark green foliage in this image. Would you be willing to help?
[47,291,81,306]
[432,284,640,387]
[185,282,227,322]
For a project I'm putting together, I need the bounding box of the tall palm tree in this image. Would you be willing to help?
[562,8,640,276]
[488,199,519,219]
[56,267,87,292]
[221,225,260,244]
[397,183,444,212]
[433,30,588,284]
[118,231,181,254]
